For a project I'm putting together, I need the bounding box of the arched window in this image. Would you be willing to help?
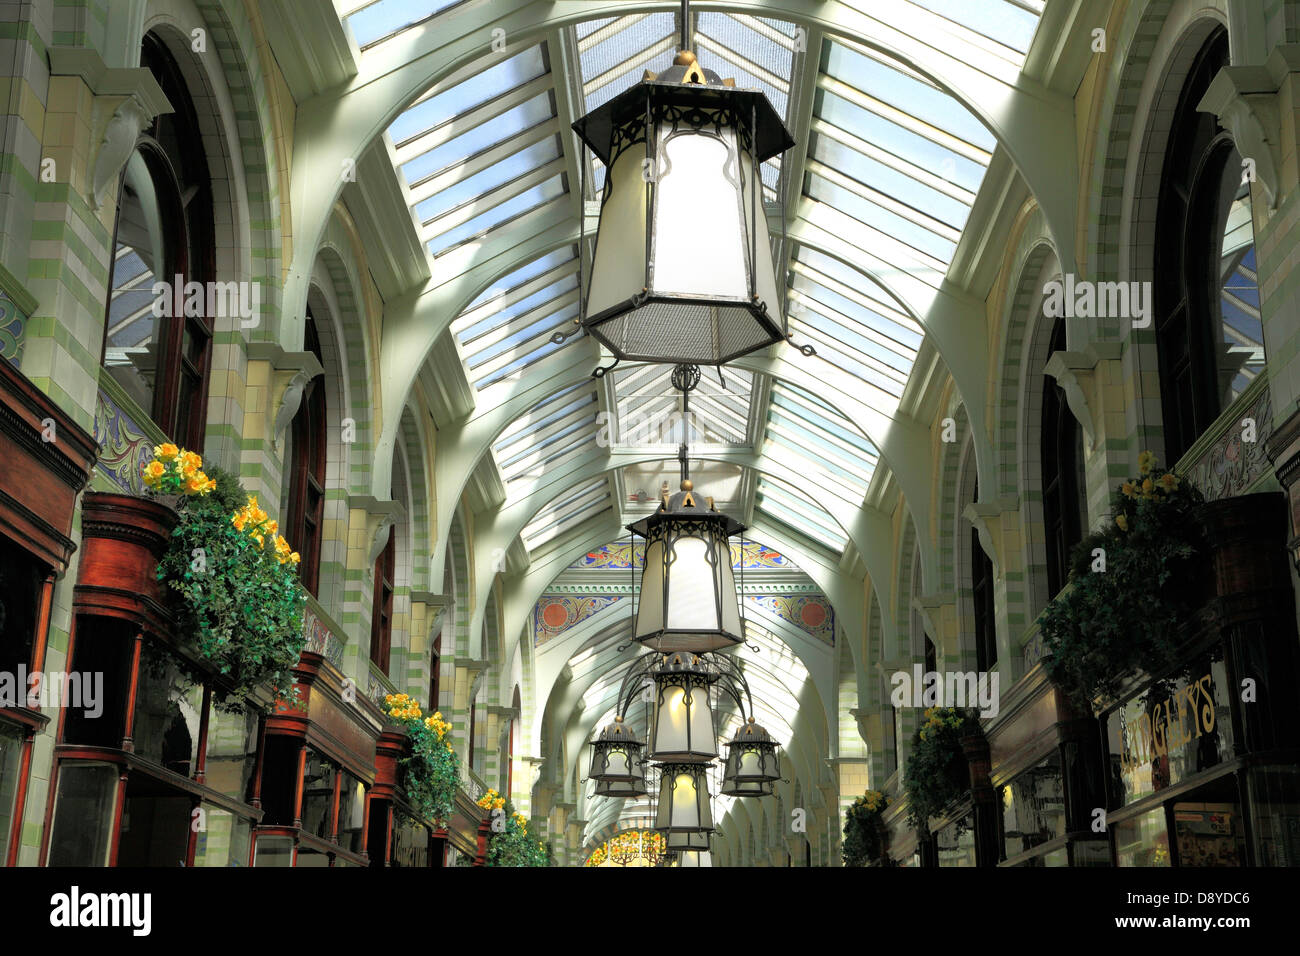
[1154,27,1265,464]
[429,631,442,711]
[970,477,997,672]
[370,525,395,674]
[1042,317,1086,597]
[102,32,214,449]
[285,312,327,595]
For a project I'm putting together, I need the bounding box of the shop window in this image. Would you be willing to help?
[300,750,338,840]
[1105,648,1235,808]
[935,813,977,867]
[194,807,252,867]
[1245,767,1300,865]
[253,835,294,867]
[116,774,192,866]
[1153,27,1266,465]
[390,809,431,867]
[1174,797,1247,866]
[285,312,327,595]
[101,32,214,449]
[49,620,261,867]
[370,525,395,674]
[0,534,45,679]
[0,725,24,863]
[999,752,1066,861]
[1041,317,1085,598]
[46,762,119,867]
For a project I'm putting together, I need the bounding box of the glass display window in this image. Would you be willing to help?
[999,751,1066,861]
[1115,806,1171,867]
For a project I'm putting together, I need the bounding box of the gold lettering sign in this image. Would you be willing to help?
[1117,673,1215,780]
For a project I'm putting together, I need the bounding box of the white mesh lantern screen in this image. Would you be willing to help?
[651,681,716,759]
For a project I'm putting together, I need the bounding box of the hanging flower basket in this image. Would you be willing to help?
[1039,451,1208,710]
[842,790,890,866]
[904,707,981,831]
[155,462,307,710]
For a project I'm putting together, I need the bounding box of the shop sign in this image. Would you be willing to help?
[1108,663,1233,805]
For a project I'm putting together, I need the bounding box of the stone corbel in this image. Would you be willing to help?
[411,590,450,636]
[1043,343,1120,453]
[246,344,325,451]
[349,494,401,569]
[911,594,951,646]
[962,496,1020,576]
[48,47,172,211]
[1198,57,1286,210]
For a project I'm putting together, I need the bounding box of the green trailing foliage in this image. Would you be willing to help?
[156,466,307,710]
[1039,452,1206,709]
[384,696,461,828]
[842,789,890,866]
[903,707,980,831]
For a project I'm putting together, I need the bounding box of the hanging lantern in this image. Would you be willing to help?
[571,48,795,366]
[628,479,745,653]
[720,717,781,797]
[588,717,648,798]
[654,763,714,851]
[649,653,717,762]
[672,849,713,867]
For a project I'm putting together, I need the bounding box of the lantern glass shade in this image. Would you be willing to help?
[650,670,716,762]
[655,765,713,850]
[589,725,647,796]
[634,521,742,652]
[674,849,713,867]
[575,79,793,366]
[721,720,781,796]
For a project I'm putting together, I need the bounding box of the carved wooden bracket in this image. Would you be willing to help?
[246,343,324,452]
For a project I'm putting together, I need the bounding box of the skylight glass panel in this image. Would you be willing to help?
[523,477,613,551]
[494,386,601,486]
[755,476,848,552]
[389,48,547,145]
[904,0,1042,55]
[578,13,676,112]
[399,92,554,186]
[341,0,461,50]
[414,137,561,224]
[613,365,752,447]
[453,248,583,389]
[763,381,877,502]
[425,173,566,257]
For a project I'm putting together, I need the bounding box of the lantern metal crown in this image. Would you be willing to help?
[564,3,796,369]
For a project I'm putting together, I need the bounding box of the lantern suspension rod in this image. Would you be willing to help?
[679,0,691,51]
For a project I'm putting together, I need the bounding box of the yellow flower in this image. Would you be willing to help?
[156,443,179,461]
[185,475,207,494]
[1141,477,1154,496]
[1120,481,1135,498]
[1138,450,1156,475]
[1157,473,1179,493]
[232,513,247,532]
[1116,513,1128,531]
[144,461,165,482]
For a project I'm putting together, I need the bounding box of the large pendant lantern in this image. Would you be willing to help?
[571,48,794,366]
[649,653,717,762]
[672,849,713,867]
[588,717,648,798]
[720,717,782,797]
[628,478,745,653]
[655,763,714,851]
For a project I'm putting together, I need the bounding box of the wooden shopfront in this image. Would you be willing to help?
[42,492,264,867]
[1102,494,1300,867]
[0,358,98,866]
[251,651,383,867]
